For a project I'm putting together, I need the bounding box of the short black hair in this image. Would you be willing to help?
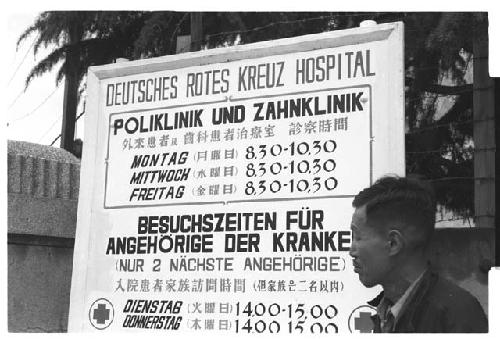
[352,175,437,249]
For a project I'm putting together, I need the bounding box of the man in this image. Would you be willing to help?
[349,175,488,333]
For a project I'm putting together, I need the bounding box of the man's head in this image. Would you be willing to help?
[349,175,436,287]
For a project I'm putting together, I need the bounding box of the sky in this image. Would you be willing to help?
[5,11,85,147]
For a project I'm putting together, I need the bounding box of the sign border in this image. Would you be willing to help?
[68,22,404,332]
[103,84,373,209]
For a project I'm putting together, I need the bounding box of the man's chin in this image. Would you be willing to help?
[357,275,377,288]
[360,281,377,288]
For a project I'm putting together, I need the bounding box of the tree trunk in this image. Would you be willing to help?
[190,12,203,52]
[60,23,80,151]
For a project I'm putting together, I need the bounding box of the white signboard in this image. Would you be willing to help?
[69,22,404,334]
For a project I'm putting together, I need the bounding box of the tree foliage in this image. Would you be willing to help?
[18,11,146,94]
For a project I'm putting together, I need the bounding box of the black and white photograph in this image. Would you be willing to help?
[3,1,498,334]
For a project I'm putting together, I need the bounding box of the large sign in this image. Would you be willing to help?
[69,22,404,334]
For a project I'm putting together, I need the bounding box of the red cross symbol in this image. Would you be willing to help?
[93,303,110,324]
[348,305,376,333]
[354,311,374,333]
[89,298,114,330]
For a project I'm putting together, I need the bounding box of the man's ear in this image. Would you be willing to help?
[387,229,405,256]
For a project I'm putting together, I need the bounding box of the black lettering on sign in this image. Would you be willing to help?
[295,50,375,84]
[225,233,260,252]
[238,62,285,91]
[272,231,351,252]
[186,69,230,97]
[112,111,203,136]
[106,77,177,107]
[212,105,246,125]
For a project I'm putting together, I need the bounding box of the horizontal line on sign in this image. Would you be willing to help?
[229,84,371,102]
[106,98,230,118]
[105,84,372,119]
[104,200,226,209]
[103,194,358,209]
[228,195,358,204]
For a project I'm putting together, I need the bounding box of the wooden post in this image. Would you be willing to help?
[190,12,203,52]
[473,18,495,228]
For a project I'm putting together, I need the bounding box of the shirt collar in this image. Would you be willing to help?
[389,270,426,321]
[368,269,427,308]
[369,269,428,331]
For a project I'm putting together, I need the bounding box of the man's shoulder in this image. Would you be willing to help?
[427,273,482,310]
[417,272,488,332]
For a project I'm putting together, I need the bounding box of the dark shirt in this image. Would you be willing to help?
[368,270,488,333]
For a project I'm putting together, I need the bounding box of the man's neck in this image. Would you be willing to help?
[381,259,427,303]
